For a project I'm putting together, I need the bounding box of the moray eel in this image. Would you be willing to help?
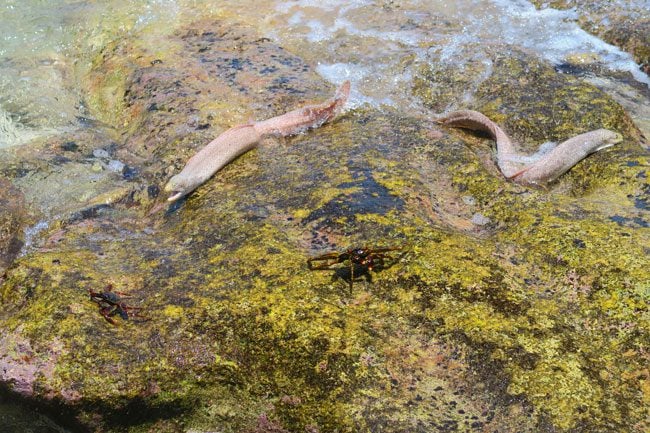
[436,109,622,185]
[165,81,350,202]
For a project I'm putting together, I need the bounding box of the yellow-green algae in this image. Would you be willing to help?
[4,102,648,432]
[0,179,30,273]
[412,49,649,431]
[472,52,640,150]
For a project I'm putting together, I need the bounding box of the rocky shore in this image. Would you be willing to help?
[0,10,648,433]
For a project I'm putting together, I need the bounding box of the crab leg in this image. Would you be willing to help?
[307,252,344,270]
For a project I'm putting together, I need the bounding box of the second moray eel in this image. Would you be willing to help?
[437,110,622,185]
[165,81,350,202]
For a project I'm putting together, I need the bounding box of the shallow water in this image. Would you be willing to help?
[0,0,648,148]
[0,0,648,430]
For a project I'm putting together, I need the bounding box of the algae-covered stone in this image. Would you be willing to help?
[0,104,548,432]
[412,45,494,114]
[414,46,643,193]
[472,50,639,144]
[0,178,30,274]
[414,41,649,431]
[4,101,649,433]
[415,46,639,138]
[1,16,648,433]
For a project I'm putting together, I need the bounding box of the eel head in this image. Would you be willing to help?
[164,172,205,202]
[593,129,623,151]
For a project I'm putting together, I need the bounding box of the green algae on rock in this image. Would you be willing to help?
[0,102,538,432]
[413,44,649,432]
[416,46,639,140]
[0,178,30,274]
[0,14,649,433]
[4,99,649,433]
[414,47,643,193]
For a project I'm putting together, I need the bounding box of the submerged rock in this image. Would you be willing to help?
[530,0,650,74]
[0,17,648,433]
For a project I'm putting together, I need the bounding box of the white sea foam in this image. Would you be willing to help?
[20,220,49,257]
[284,4,421,46]
[0,107,20,147]
[2,0,648,148]
[282,0,650,112]
[425,0,650,87]
[0,106,59,148]
[135,0,180,28]
[316,62,396,108]
[333,17,422,46]
[276,0,372,14]
[304,19,332,43]
[485,0,650,86]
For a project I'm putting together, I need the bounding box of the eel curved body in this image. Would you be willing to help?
[436,110,622,185]
[165,81,350,202]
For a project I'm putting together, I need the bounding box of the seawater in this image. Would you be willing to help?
[0,0,648,148]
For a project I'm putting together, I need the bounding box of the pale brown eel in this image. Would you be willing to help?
[436,110,622,185]
[165,81,350,202]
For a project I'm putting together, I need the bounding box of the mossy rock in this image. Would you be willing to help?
[0,178,30,274]
[1,17,649,433]
[414,46,643,194]
[415,46,638,139]
[412,44,493,114]
[2,101,648,432]
[0,108,539,432]
[477,53,633,137]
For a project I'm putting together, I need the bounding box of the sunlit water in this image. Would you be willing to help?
[0,0,648,148]
[0,0,648,429]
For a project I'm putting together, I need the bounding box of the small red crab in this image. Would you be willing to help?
[307,246,403,292]
[88,284,145,325]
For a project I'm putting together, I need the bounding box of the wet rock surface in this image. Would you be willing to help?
[530,0,650,74]
[0,178,30,274]
[414,46,643,190]
[0,18,648,433]
[1,131,135,221]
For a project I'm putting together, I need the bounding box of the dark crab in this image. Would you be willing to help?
[307,246,403,292]
[88,284,144,325]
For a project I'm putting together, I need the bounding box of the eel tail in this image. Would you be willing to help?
[254,80,350,137]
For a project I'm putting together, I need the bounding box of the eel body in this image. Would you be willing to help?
[437,110,622,185]
[165,81,350,202]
